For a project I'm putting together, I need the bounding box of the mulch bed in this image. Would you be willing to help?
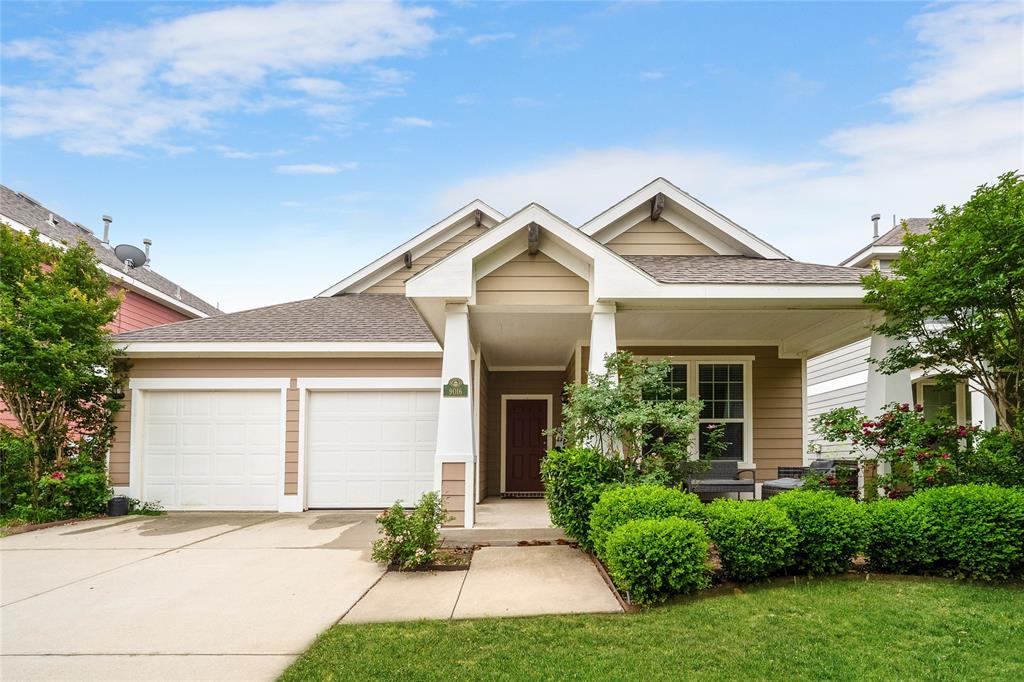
[391,547,475,572]
[0,515,105,537]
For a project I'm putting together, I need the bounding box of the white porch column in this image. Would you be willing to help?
[864,333,913,417]
[969,380,997,429]
[588,302,618,377]
[435,302,475,528]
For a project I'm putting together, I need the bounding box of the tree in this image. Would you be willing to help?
[0,225,122,501]
[863,171,1024,435]
[558,351,714,486]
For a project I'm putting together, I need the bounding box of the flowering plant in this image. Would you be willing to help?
[812,402,978,497]
[371,491,450,570]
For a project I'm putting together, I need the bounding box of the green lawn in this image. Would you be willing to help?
[282,576,1024,682]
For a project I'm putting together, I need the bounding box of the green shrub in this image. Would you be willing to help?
[911,485,1024,580]
[603,517,711,605]
[768,490,867,576]
[705,499,798,582]
[589,484,705,559]
[371,491,450,570]
[540,447,621,551]
[37,455,112,517]
[962,429,1024,488]
[864,498,939,574]
[0,431,34,514]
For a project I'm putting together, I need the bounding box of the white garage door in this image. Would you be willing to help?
[306,390,439,508]
[141,391,281,511]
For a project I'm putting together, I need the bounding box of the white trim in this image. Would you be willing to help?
[807,370,869,397]
[801,357,809,464]
[579,177,790,259]
[277,387,292,512]
[297,385,309,512]
[118,341,443,357]
[129,377,291,390]
[317,200,505,296]
[499,394,554,494]
[2,214,211,319]
[839,244,902,268]
[473,347,483,505]
[296,377,442,391]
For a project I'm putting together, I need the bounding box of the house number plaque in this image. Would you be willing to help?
[443,377,469,397]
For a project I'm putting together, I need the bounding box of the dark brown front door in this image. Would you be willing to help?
[505,399,548,492]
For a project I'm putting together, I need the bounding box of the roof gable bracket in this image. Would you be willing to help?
[650,192,666,221]
[527,222,540,255]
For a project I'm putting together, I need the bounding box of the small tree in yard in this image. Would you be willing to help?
[0,224,122,510]
[863,171,1024,436]
[558,352,712,486]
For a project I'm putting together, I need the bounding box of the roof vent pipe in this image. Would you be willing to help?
[101,215,112,243]
[871,213,881,239]
[143,238,152,264]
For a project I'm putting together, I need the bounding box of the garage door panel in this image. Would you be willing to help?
[307,390,440,508]
[141,390,281,511]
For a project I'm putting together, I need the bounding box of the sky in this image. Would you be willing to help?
[2,1,1021,312]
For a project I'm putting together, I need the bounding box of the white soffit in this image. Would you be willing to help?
[580,177,790,260]
[317,199,505,297]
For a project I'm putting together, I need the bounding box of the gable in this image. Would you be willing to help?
[364,225,488,294]
[604,218,717,256]
[476,251,589,306]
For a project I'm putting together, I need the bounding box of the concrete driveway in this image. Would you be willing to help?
[0,512,385,681]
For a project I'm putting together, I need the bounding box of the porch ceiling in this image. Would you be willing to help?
[471,310,590,369]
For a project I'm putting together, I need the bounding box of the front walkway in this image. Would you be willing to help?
[444,497,566,546]
[343,545,622,623]
[0,512,385,682]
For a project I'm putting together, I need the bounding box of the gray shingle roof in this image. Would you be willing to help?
[0,185,221,317]
[872,218,931,246]
[624,255,869,284]
[112,294,437,343]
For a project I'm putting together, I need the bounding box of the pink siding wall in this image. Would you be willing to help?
[1,286,194,431]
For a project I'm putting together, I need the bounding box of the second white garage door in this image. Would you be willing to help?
[306,390,439,508]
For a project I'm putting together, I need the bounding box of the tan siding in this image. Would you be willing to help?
[476,252,588,306]
[484,371,566,496]
[364,226,487,294]
[582,345,803,481]
[477,356,489,501]
[605,219,718,256]
[441,462,466,527]
[110,357,443,493]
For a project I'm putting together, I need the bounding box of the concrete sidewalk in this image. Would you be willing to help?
[342,545,622,624]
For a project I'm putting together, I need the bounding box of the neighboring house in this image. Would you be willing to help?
[110,178,889,527]
[0,185,221,428]
[806,217,997,455]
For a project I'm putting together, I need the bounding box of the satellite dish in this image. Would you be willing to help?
[114,243,148,270]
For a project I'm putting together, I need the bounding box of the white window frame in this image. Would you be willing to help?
[913,378,967,425]
[638,356,755,467]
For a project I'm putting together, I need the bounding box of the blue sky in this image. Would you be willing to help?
[2,1,1021,311]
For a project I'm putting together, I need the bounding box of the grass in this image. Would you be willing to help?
[281,576,1024,682]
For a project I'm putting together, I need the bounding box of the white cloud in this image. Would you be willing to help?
[639,70,665,81]
[391,116,435,128]
[468,32,516,45]
[285,77,349,99]
[275,163,356,175]
[2,1,437,155]
[437,3,1022,266]
[213,145,287,159]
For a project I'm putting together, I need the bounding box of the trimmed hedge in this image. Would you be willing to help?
[706,499,799,582]
[603,517,711,605]
[864,498,939,574]
[769,490,867,576]
[911,485,1024,581]
[589,485,705,559]
[540,447,621,551]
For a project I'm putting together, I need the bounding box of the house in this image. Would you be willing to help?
[807,216,998,455]
[0,185,221,429]
[0,185,221,328]
[109,178,893,527]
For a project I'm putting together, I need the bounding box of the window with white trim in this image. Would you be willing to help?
[696,362,746,460]
[643,358,753,462]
